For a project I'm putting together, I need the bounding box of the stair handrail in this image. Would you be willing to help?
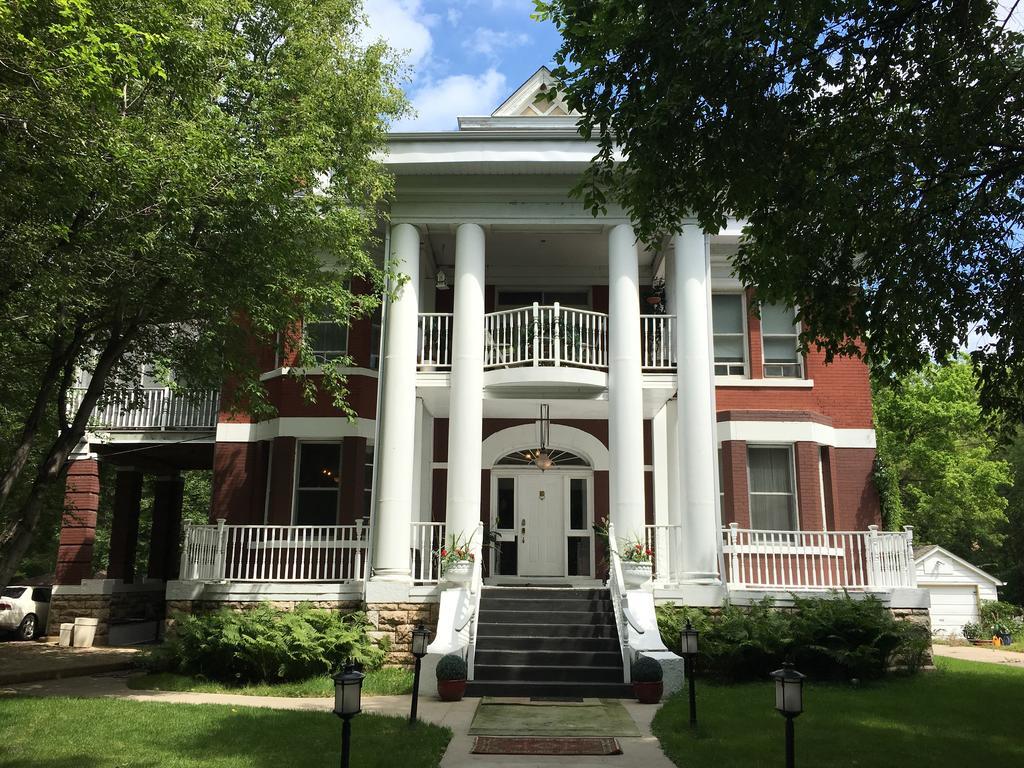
[606,522,633,683]
[466,521,485,680]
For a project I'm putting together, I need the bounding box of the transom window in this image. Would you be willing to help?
[712,294,747,376]
[496,449,589,468]
[294,442,341,525]
[747,446,798,531]
[760,303,802,378]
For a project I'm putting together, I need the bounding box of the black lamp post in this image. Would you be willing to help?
[680,619,700,728]
[770,662,806,768]
[409,623,430,726]
[333,663,365,768]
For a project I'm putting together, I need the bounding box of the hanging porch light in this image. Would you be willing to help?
[532,404,553,471]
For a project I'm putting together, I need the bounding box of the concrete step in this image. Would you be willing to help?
[482,588,610,601]
[478,609,617,625]
[476,622,619,639]
[473,663,624,683]
[474,635,621,653]
[474,648,623,667]
[480,597,614,613]
[465,679,633,698]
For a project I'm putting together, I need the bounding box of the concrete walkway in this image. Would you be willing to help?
[933,643,1024,666]
[1,673,675,767]
[0,640,138,684]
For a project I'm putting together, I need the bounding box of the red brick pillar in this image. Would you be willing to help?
[795,442,824,531]
[720,440,750,527]
[147,474,184,580]
[340,436,367,524]
[55,459,101,585]
[266,436,297,525]
[745,287,763,379]
[107,468,143,582]
[819,446,840,530]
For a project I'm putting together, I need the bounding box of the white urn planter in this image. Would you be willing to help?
[443,560,474,586]
[620,561,653,589]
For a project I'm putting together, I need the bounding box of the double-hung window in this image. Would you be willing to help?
[305,307,348,364]
[294,442,342,526]
[760,303,802,378]
[747,446,798,531]
[712,294,747,376]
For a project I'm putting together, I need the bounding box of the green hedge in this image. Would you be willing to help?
[145,603,388,684]
[657,594,930,682]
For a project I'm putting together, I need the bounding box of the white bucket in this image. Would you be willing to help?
[59,623,74,647]
[72,617,100,648]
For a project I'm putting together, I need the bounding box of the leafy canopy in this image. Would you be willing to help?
[537,0,1024,416]
[0,0,405,586]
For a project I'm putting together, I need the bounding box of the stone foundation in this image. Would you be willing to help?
[365,602,441,665]
[47,581,166,644]
[48,594,113,644]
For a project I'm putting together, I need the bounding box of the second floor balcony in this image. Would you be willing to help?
[70,387,220,432]
[418,303,675,373]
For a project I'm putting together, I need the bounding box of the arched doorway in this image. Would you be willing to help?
[490,448,595,580]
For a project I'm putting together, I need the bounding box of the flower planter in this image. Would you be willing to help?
[999,633,1014,647]
[633,680,663,704]
[620,561,652,589]
[443,560,473,586]
[437,679,467,701]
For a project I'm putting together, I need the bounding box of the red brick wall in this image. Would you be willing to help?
[55,459,100,585]
[211,442,269,525]
[720,440,750,527]
[267,437,296,525]
[340,436,367,524]
[820,446,840,530]
[833,448,880,530]
[794,441,824,531]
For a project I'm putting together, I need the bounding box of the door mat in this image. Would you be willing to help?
[469,698,640,737]
[531,696,584,703]
[472,737,622,755]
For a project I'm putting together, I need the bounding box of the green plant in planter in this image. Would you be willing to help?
[631,656,663,683]
[962,621,983,640]
[436,654,468,681]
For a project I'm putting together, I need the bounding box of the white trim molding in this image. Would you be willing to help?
[716,420,876,449]
[216,417,376,443]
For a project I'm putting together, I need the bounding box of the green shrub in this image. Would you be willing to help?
[435,654,467,681]
[144,603,387,684]
[631,656,663,682]
[979,601,1024,639]
[656,593,928,682]
[962,621,983,640]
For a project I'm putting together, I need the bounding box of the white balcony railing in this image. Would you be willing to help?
[410,521,445,584]
[418,305,674,373]
[180,522,368,583]
[69,387,219,431]
[721,524,917,591]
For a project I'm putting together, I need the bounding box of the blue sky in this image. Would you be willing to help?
[363,1,564,130]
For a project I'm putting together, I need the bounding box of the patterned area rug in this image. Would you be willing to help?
[472,737,623,755]
[468,698,641,737]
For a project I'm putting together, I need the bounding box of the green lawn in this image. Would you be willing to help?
[0,697,449,768]
[653,657,1024,767]
[128,667,414,697]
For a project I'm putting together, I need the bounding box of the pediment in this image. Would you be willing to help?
[491,66,576,118]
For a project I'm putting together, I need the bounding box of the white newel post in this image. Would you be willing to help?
[445,223,486,546]
[371,223,420,581]
[607,224,647,545]
[674,225,721,583]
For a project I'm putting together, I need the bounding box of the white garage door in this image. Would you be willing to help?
[927,585,979,636]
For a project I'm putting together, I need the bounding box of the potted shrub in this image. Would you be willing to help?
[631,656,663,704]
[436,653,468,701]
[620,538,654,588]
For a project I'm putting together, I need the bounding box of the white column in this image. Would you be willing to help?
[607,224,646,543]
[444,223,486,545]
[663,251,684,580]
[371,223,420,581]
[674,225,721,582]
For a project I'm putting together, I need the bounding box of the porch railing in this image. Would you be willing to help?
[410,521,445,584]
[644,523,682,582]
[721,524,917,591]
[419,305,675,372]
[606,522,635,684]
[180,522,368,583]
[70,387,219,431]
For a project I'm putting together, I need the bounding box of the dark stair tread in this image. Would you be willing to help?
[465,680,633,698]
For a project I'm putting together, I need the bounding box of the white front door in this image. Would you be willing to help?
[517,473,564,576]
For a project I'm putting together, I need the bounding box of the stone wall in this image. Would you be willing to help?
[365,602,441,666]
[47,593,112,644]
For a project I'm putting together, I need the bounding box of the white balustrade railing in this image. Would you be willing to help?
[722,524,917,591]
[180,522,368,583]
[641,315,675,369]
[466,521,485,681]
[418,313,453,369]
[558,306,609,368]
[410,521,446,583]
[70,387,219,430]
[606,522,634,684]
[644,523,682,583]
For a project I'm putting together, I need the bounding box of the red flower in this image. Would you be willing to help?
[441,548,447,557]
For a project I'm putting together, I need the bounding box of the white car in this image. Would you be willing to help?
[0,585,51,640]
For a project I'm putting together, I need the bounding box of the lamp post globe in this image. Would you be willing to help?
[334,663,365,768]
[409,623,431,726]
[770,662,806,768]
[680,619,700,728]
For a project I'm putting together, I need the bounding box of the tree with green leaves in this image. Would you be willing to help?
[998,431,1024,603]
[0,0,406,588]
[537,0,1024,417]
[874,359,1011,569]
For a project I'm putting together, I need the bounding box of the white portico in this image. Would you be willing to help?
[368,67,726,602]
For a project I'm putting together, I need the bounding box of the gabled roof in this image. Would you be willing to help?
[913,544,1005,586]
[491,66,576,117]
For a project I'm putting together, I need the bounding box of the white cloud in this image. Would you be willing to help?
[391,69,508,131]
[362,0,435,67]
[447,7,462,26]
[464,27,530,59]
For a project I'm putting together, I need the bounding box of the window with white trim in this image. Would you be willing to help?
[294,442,341,525]
[747,446,798,531]
[305,307,348,364]
[760,303,802,378]
[712,294,747,376]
